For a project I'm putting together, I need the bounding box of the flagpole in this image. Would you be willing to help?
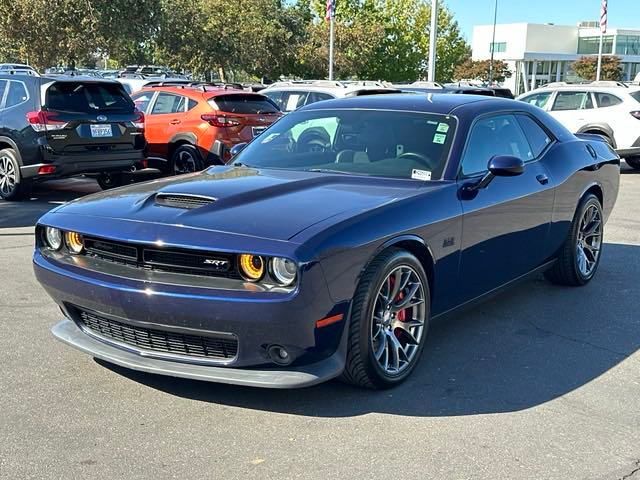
[596,30,604,81]
[329,15,335,81]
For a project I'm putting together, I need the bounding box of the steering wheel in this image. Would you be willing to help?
[397,152,435,170]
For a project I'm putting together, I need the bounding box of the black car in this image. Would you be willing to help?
[0,75,145,200]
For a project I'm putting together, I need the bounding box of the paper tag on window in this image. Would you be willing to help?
[411,169,431,181]
[436,122,450,133]
[433,133,447,144]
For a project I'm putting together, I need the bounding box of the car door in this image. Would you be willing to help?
[144,92,187,159]
[457,113,555,301]
[548,90,598,133]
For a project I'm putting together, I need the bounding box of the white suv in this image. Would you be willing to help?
[517,82,640,170]
[262,80,399,113]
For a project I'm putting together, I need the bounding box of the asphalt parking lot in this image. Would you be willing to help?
[1,167,639,480]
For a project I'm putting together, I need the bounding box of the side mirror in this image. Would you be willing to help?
[488,155,525,177]
[230,142,248,158]
[465,155,525,191]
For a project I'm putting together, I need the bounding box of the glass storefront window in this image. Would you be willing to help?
[578,36,614,54]
[616,35,640,55]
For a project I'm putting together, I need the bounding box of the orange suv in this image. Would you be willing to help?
[131,83,281,174]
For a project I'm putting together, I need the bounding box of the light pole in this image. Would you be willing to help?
[488,0,498,85]
[427,0,438,82]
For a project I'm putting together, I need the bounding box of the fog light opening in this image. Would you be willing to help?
[267,345,292,366]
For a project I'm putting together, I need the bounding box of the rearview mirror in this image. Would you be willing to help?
[230,142,248,157]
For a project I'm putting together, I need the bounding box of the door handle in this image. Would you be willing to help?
[536,174,549,185]
[169,119,181,125]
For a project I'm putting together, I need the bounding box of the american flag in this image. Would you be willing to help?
[326,0,336,21]
[600,0,608,33]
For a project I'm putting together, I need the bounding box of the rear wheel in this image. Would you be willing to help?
[96,172,127,190]
[626,157,640,170]
[171,145,203,175]
[341,248,430,389]
[545,194,603,286]
[0,148,31,201]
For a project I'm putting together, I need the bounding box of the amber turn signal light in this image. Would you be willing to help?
[238,254,265,281]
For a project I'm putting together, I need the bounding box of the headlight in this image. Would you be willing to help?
[65,231,84,254]
[270,257,297,286]
[44,227,62,250]
[238,254,265,281]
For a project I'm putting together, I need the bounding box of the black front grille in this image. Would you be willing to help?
[82,236,241,279]
[155,194,216,209]
[77,309,238,361]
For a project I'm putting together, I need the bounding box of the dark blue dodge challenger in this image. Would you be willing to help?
[34,94,620,389]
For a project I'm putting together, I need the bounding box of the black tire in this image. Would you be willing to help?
[96,172,127,190]
[341,248,431,389]
[0,148,31,201]
[545,193,603,286]
[626,157,640,171]
[170,144,203,175]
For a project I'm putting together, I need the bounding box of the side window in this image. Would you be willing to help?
[0,80,7,107]
[5,81,28,108]
[552,91,594,111]
[131,92,153,113]
[594,92,622,108]
[151,93,183,115]
[306,92,334,105]
[516,114,553,158]
[461,114,533,176]
[187,99,198,111]
[174,95,186,113]
[520,92,552,109]
[281,91,308,112]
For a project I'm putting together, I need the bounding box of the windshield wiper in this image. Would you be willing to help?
[305,168,352,175]
[233,162,255,168]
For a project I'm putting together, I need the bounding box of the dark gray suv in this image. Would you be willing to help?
[0,75,145,200]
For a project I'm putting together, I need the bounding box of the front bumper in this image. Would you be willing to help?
[52,319,345,388]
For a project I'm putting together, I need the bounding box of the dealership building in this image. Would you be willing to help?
[471,22,640,95]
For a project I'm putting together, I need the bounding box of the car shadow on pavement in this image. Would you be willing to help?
[0,179,99,229]
[100,242,640,418]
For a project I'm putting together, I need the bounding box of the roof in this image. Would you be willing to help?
[137,84,255,98]
[299,93,499,115]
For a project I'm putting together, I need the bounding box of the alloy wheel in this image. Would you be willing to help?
[0,155,17,197]
[370,266,426,376]
[576,203,603,278]
[174,150,197,174]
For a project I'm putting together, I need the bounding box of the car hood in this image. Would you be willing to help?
[53,166,426,241]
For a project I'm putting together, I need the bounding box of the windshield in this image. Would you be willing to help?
[232,109,455,180]
[630,91,640,103]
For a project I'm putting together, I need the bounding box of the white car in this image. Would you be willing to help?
[262,80,400,113]
[517,82,640,170]
[0,63,39,76]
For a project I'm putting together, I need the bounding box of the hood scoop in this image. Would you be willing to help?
[155,193,217,209]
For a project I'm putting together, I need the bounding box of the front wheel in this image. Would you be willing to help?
[545,194,603,286]
[341,248,430,389]
[626,157,640,171]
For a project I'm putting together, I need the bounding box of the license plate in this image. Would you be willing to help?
[252,126,267,137]
[90,124,112,138]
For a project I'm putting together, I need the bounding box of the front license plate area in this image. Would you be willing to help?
[90,124,113,138]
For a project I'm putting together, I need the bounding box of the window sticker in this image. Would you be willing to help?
[436,122,449,133]
[411,169,432,181]
[433,133,447,144]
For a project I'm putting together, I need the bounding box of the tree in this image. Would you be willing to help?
[454,58,512,83]
[571,55,622,81]
[302,0,470,82]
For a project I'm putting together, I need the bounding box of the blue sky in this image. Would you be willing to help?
[445,0,640,40]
